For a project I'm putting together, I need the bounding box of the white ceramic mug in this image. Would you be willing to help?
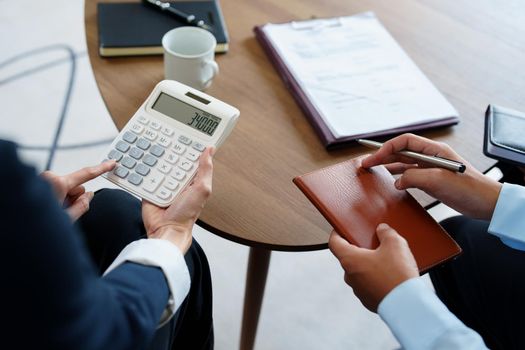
[162,27,219,90]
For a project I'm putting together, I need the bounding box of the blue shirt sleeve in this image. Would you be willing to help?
[488,183,525,251]
[374,183,525,349]
[378,278,488,350]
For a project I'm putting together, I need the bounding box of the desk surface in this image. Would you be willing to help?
[85,0,525,251]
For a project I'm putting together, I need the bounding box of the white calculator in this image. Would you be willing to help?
[102,80,240,207]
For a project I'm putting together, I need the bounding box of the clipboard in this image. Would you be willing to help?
[254,12,460,150]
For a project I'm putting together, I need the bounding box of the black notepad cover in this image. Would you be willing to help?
[98,1,229,56]
[484,105,525,166]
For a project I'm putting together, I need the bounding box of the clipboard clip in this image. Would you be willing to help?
[290,17,343,31]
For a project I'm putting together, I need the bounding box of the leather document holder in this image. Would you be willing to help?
[293,156,462,273]
[483,104,525,167]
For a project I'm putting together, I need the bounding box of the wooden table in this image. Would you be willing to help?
[85,1,525,349]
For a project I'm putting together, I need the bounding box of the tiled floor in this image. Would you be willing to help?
[1,2,487,349]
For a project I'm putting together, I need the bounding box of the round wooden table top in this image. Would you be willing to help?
[85,0,525,251]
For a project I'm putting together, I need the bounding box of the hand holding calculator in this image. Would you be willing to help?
[102,80,240,207]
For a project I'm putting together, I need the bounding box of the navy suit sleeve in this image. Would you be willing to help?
[0,141,169,350]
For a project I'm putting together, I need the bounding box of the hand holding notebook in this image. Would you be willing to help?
[293,155,462,273]
[329,223,419,311]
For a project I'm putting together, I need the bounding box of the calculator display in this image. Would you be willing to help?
[152,92,222,136]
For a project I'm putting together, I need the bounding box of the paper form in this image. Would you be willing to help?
[262,12,458,137]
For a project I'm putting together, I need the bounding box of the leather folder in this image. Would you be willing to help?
[293,156,462,273]
[483,104,525,167]
[254,16,459,150]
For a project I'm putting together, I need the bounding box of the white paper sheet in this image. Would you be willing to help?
[263,12,458,138]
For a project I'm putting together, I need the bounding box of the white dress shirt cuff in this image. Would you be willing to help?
[103,238,191,327]
[488,183,525,251]
[378,277,482,350]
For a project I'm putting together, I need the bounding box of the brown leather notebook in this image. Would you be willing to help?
[293,156,461,273]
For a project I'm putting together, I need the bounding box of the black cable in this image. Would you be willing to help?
[0,50,86,86]
[0,45,113,170]
[17,138,115,151]
[43,45,76,170]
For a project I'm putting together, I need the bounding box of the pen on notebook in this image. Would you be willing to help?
[143,0,213,31]
[357,139,466,173]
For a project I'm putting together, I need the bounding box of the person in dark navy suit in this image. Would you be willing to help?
[0,140,214,350]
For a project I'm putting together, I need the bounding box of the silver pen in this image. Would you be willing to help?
[143,0,213,31]
[357,139,466,173]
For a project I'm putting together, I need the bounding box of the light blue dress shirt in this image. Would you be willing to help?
[378,183,525,349]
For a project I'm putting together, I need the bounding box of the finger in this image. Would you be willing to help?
[194,147,214,183]
[328,230,365,261]
[67,192,94,221]
[384,162,419,175]
[184,147,214,201]
[375,223,409,252]
[40,170,55,181]
[344,272,352,286]
[40,170,65,194]
[363,153,420,168]
[362,134,458,168]
[394,167,454,192]
[65,160,117,189]
[64,185,86,207]
[68,185,86,198]
[375,223,398,243]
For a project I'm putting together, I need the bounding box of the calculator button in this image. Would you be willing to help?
[127,173,143,186]
[158,161,172,174]
[144,129,158,141]
[150,120,161,130]
[185,150,200,162]
[136,163,150,176]
[137,138,151,150]
[121,156,137,169]
[129,147,144,160]
[164,178,179,191]
[192,142,206,152]
[150,144,165,158]
[114,166,129,179]
[122,131,137,144]
[158,136,172,148]
[137,115,149,124]
[143,154,158,167]
[165,152,179,164]
[173,143,186,155]
[172,169,186,181]
[143,169,164,193]
[178,135,192,145]
[108,149,123,162]
[162,126,174,136]
[116,141,130,153]
[130,123,144,134]
[178,160,193,171]
[157,188,172,201]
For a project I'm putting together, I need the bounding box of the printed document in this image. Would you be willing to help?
[262,12,458,137]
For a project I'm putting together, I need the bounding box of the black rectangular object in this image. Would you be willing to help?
[98,1,229,57]
[483,104,525,167]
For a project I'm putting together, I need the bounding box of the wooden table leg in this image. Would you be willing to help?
[240,247,271,350]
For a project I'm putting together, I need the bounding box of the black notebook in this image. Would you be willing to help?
[98,1,229,57]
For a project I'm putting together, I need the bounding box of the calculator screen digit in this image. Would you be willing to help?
[152,92,222,136]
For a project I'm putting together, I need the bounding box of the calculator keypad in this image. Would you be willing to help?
[106,115,205,205]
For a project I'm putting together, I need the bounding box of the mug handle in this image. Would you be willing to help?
[202,60,219,89]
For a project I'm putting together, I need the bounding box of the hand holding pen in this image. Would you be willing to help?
[360,133,502,220]
[358,138,466,173]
